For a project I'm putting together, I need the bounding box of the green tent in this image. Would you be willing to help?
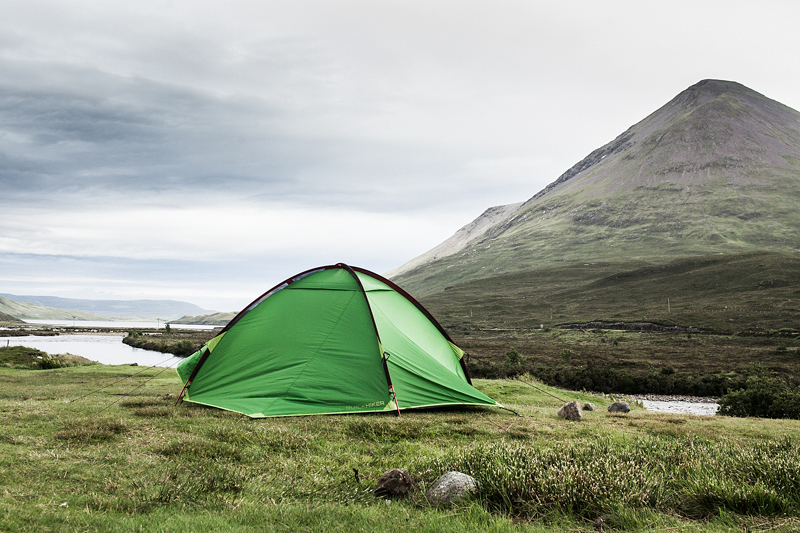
[176,263,498,417]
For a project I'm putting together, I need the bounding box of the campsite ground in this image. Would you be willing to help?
[1,351,799,532]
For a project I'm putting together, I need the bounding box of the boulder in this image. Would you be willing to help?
[374,468,413,498]
[583,402,596,411]
[426,471,477,505]
[608,401,631,413]
[557,400,582,421]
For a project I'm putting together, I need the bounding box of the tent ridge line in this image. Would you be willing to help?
[179,264,344,400]
[350,265,474,385]
[337,262,402,417]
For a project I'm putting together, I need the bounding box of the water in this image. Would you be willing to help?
[2,334,183,367]
[23,319,216,330]
[641,399,719,416]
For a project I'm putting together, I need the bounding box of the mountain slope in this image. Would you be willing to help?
[0,296,106,321]
[0,294,214,321]
[392,80,800,296]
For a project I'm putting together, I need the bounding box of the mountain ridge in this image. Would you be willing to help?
[0,293,215,321]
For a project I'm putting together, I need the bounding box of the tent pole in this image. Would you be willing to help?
[390,384,401,417]
[174,379,191,406]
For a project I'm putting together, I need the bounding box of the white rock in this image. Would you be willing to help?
[426,471,477,505]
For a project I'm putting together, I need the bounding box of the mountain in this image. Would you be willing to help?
[0,294,215,321]
[0,296,106,321]
[391,80,800,296]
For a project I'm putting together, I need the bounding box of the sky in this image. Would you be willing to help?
[2,0,800,312]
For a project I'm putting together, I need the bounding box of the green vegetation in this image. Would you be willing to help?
[0,309,20,323]
[0,346,95,370]
[422,251,800,333]
[718,370,800,419]
[123,328,218,357]
[1,364,799,532]
[452,327,800,397]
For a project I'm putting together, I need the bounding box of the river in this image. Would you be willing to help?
[2,334,184,367]
[4,327,723,413]
[640,398,719,416]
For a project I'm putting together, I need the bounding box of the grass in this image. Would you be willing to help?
[0,345,95,370]
[1,362,800,532]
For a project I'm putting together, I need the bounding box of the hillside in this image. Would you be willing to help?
[420,250,800,333]
[0,309,20,323]
[0,296,106,321]
[0,294,214,321]
[391,80,800,297]
[170,312,236,326]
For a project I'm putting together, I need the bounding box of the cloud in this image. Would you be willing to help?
[3,0,800,309]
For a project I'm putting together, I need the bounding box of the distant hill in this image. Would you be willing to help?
[391,80,800,297]
[0,294,215,321]
[0,309,21,322]
[170,312,236,326]
[0,296,106,321]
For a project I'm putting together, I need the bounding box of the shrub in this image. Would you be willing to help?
[422,436,800,519]
[38,355,68,369]
[504,347,521,367]
[766,390,800,419]
[718,374,798,419]
[171,340,197,357]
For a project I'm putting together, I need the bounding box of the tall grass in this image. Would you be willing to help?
[426,436,800,520]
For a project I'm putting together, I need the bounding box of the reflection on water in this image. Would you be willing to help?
[2,335,183,367]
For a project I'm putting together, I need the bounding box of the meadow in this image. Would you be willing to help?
[2,351,800,532]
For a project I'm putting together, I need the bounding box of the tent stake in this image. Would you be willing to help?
[390,385,401,417]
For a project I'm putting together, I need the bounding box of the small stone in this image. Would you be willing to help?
[608,401,631,413]
[426,471,477,505]
[583,402,596,411]
[557,400,582,421]
[374,468,413,498]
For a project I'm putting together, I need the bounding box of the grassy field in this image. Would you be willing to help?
[2,355,800,532]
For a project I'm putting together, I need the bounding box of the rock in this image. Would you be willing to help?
[608,401,631,413]
[130,363,138,366]
[426,471,477,505]
[374,468,413,498]
[557,400,582,421]
[583,402,596,411]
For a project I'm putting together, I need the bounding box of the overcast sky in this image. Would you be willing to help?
[2,0,800,311]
